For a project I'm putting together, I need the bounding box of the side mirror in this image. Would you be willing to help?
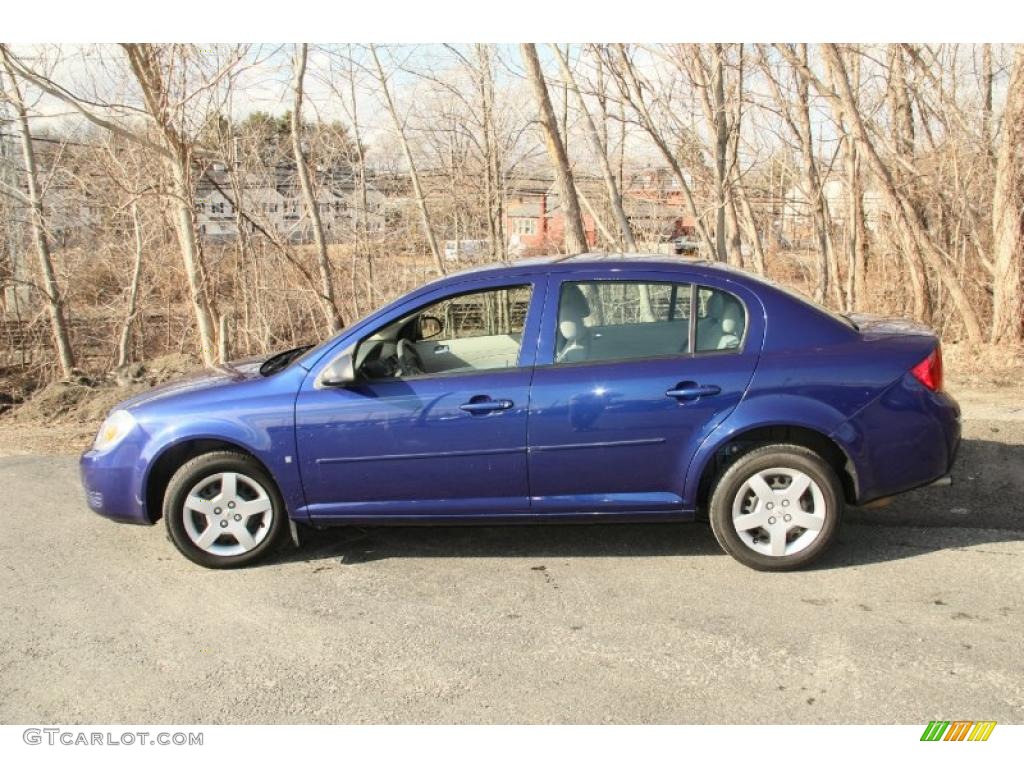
[320,353,356,387]
[418,315,443,340]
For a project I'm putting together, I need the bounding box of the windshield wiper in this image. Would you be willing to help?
[259,345,313,377]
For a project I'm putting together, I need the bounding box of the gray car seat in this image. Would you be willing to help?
[557,284,592,363]
[717,299,743,349]
[696,291,744,351]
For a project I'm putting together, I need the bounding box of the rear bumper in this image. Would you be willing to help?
[832,376,961,505]
[80,438,152,525]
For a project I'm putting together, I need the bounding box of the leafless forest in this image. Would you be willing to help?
[0,43,1022,398]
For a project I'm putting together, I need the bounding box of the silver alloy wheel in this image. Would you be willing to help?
[181,471,274,557]
[731,467,826,557]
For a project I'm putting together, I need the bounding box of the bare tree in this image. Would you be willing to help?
[781,44,984,342]
[551,44,636,251]
[824,47,868,311]
[762,45,839,304]
[115,201,146,368]
[604,44,716,256]
[521,43,588,253]
[0,48,76,377]
[370,45,446,275]
[991,45,1024,344]
[121,44,223,364]
[291,44,343,334]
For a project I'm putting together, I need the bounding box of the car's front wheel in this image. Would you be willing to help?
[708,444,842,571]
[164,451,286,568]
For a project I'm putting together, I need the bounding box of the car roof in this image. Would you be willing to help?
[445,252,731,280]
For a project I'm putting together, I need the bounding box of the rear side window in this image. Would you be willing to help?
[555,280,693,364]
[695,286,747,352]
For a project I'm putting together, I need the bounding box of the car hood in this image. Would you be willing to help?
[116,357,266,412]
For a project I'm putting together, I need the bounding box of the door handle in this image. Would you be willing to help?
[460,398,514,414]
[666,382,721,400]
[433,345,450,354]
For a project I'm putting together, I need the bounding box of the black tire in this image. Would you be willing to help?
[708,444,842,571]
[163,451,287,568]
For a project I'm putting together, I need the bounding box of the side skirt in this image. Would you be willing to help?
[303,509,697,527]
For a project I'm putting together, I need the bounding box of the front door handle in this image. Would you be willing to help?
[460,397,514,414]
[666,382,721,400]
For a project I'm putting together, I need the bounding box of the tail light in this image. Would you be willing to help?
[910,346,943,392]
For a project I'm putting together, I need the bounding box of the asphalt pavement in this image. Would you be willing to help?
[1,410,1021,724]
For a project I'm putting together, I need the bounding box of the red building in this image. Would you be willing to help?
[505,182,598,255]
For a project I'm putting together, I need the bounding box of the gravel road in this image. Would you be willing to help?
[1,394,1022,724]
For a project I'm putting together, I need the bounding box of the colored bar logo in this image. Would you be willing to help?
[921,721,996,741]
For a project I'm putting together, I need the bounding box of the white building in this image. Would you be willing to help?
[782,177,884,239]
[194,163,385,243]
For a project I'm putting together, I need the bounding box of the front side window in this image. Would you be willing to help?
[355,284,532,380]
[555,280,693,364]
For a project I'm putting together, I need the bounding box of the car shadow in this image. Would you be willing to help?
[263,438,1024,570]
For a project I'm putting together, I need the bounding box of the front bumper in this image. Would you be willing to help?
[80,437,151,525]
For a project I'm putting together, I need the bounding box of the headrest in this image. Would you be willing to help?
[560,284,591,320]
[559,319,582,342]
[705,291,725,320]
[721,301,742,334]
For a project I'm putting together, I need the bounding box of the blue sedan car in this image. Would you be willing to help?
[80,255,960,570]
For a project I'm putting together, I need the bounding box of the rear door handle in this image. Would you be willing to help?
[666,383,721,400]
[433,345,450,354]
[460,397,514,414]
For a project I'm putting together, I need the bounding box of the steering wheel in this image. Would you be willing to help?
[396,338,425,377]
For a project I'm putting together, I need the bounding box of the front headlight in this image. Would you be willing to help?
[93,410,137,452]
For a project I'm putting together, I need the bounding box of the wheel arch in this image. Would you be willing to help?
[691,423,860,514]
[143,437,272,523]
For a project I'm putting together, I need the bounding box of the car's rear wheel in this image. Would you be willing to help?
[164,451,286,568]
[709,444,842,571]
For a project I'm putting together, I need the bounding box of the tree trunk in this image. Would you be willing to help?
[477,45,507,262]
[292,44,342,335]
[370,45,446,274]
[982,44,995,162]
[712,45,730,263]
[117,202,145,368]
[763,45,836,304]
[121,44,220,365]
[166,155,219,366]
[991,45,1024,344]
[521,43,588,254]
[1,56,76,378]
[346,46,374,311]
[552,44,636,252]
[826,49,868,312]
[731,172,766,274]
[608,44,716,256]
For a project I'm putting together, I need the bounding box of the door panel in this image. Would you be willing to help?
[527,354,758,511]
[296,370,532,518]
[295,276,544,521]
[526,272,763,514]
